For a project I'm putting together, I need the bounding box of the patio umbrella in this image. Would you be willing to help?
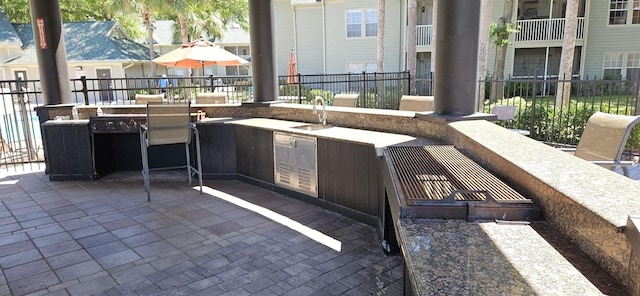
[153,38,249,73]
[287,49,298,84]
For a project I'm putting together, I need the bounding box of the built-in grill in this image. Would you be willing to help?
[384,145,539,221]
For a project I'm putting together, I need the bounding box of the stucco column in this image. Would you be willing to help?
[433,0,480,116]
[28,0,71,105]
[248,0,278,102]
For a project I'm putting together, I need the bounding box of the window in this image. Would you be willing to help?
[627,53,640,79]
[603,52,640,79]
[347,62,377,73]
[226,66,249,76]
[346,9,377,38]
[609,0,640,25]
[365,10,377,37]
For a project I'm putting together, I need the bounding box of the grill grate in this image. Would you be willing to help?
[387,146,527,203]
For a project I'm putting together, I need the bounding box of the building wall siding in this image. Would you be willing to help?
[294,6,325,74]
[582,0,640,78]
[274,0,297,76]
[274,0,403,75]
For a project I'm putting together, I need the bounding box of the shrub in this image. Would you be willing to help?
[308,89,334,104]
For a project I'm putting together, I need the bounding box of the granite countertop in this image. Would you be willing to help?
[399,219,609,296]
[42,119,89,125]
[227,118,438,155]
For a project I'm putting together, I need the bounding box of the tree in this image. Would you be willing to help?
[489,0,517,101]
[477,0,493,110]
[104,0,164,78]
[1,0,104,22]
[377,0,386,106]
[555,0,579,108]
[406,0,417,94]
[165,0,249,46]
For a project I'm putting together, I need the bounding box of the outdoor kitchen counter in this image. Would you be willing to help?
[218,117,437,155]
[399,219,616,295]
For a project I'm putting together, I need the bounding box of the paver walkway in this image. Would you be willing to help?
[0,171,402,295]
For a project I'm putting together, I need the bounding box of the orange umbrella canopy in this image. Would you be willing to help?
[153,38,249,68]
[286,49,298,84]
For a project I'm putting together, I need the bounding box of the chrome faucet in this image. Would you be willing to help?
[313,96,328,125]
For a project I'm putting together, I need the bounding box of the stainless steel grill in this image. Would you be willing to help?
[387,145,527,203]
[384,145,539,221]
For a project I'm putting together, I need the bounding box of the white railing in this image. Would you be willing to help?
[414,18,584,46]
[515,17,585,42]
[416,25,432,46]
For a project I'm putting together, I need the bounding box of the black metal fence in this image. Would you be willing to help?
[64,72,411,110]
[0,79,45,172]
[2,72,640,169]
[479,75,640,154]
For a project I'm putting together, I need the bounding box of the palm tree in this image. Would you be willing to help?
[406,0,417,95]
[555,0,579,108]
[105,0,163,78]
[477,0,493,110]
[490,0,514,101]
[164,0,248,78]
[167,0,248,46]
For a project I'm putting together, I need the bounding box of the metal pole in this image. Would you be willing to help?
[28,0,72,105]
[433,0,480,116]
[81,76,89,105]
[248,0,278,102]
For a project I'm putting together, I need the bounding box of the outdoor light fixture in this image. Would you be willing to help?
[75,66,83,71]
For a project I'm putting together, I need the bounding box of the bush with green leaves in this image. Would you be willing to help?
[308,89,334,104]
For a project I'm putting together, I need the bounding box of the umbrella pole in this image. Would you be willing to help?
[201,61,205,93]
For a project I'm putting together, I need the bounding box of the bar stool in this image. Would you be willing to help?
[139,104,202,201]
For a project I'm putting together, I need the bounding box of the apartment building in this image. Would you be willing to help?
[272,0,640,81]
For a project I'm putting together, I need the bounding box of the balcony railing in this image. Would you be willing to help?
[515,17,585,42]
[414,17,585,46]
[416,25,433,46]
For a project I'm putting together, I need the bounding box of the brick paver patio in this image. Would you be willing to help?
[0,171,402,295]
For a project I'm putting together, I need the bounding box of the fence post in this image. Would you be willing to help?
[530,69,537,136]
[407,71,411,96]
[297,73,302,104]
[80,76,89,105]
[362,71,367,108]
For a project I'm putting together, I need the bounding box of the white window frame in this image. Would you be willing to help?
[347,62,377,73]
[603,52,640,79]
[608,0,640,25]
[346,9,377,38]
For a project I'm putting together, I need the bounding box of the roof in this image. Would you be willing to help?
[216,25,250,45]
[0,7,21,45]
[8,21,152,64]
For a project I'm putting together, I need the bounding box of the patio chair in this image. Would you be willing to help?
[491,105,530,136]
[139,104,203,201]
[398,95,434,112]
[332,93,358,107]
[135,94,164,105]
[565,111,640,177]
[196,92,226,104]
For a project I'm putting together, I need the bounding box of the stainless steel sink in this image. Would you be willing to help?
[291,124,333,131]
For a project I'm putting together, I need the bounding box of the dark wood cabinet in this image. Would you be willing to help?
[197,122,237,179]
[235,126,274,183]
[317,138,380,219]
[41,121,95,180]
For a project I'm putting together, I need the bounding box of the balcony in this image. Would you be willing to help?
[515,17,585,42]
[416,25,433,46]
[414,17,585,48]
